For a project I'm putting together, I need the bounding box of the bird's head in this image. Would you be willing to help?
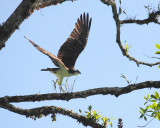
[69,69,81,76]
[74,70,81,75]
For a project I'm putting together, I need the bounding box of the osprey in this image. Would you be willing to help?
[25,13,92,86]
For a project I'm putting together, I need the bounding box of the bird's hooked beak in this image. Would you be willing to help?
[76,70,81,74]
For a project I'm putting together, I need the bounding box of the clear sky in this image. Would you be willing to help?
[0,0,160,128]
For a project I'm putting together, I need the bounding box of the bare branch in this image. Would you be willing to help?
[0,0,73,51]
[101,0,160,67]
[143,53,160,59]
[0,0,36,50]
[0,81,159,104]
[0,103,104,128]
[30,0,74,13]
[100,0,116,6]
[120,10,160,25]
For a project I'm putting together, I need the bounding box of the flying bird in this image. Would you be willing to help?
[25,13,92,87]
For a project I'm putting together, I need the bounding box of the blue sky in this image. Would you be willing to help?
[0,0,160,127]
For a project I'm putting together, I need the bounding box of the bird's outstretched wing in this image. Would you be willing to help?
[24,36,68,70]
[57,13,92,70]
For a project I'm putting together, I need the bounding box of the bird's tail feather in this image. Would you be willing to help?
[41,68,59,71]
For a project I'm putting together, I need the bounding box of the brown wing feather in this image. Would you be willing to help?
[24,36,68,70]
[57,13,92,70]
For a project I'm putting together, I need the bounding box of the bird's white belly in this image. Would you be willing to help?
[50,69,71,78]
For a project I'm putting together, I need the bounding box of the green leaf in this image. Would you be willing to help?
[147,110,153,113]
[151,102,157,110]
[86,114,91,119]
[158,64,160,68]
[79,109,82,113]
[110,118,116,120]
[123,11,126,14]
[97,110,99,115]
[140,107,144,112]
[144,96,147,100]
[124,42,131,53]
[102,117,108,122]
[126,43,128,48]
[109,121,113,127]
[119,7,122,14]
[57,81,60,85]
[156,14,159,21]
[151,95,157,99]
[97,115,101,119]
[156,44,160,50]
[155,51,160,54]
[144,101,148,105]
[144,116,147,121]
[145,106,149,110]
[155,91,159,99]
[147,94,149,99]
[88,105,92,111]
[139,110,143,114]
[150,100,157,102]
[157,102,160,108]
[84,111,90,114]
[151,111,156,117]
[93,111,96,116]
[155,113,159,118]
[158,114,160,121]
[140,114,144,118]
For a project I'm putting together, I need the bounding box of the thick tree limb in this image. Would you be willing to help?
[30,0,74,12]
[101,0,160,67]
[0,0,73,51]
[0,81,159,104]
[0,103,104,128]
[0,0,36,50]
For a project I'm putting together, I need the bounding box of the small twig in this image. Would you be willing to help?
[64,79,69,92]
[121,74,131,84]
[134,76,138,84]
[143,53,160,59]
[59,84,65,93]
[138,116,156,127]
[70,78,78,92]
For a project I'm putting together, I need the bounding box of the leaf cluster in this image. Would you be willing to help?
[79,105,115,127]
[124,41,131,54]
[139,91,160,121]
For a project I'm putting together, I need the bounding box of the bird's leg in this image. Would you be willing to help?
[52,79,57,92]
[64,79,68,92]
[59,84,65,93]
[58,77,66,93]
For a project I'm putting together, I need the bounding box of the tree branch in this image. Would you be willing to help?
[120,10,160,25]
[0,0,36,50]
[0,0,73,51]
[0,103,104,128]
[30,0,74,13]
[101,0,160,67]
[0,81,159,104]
